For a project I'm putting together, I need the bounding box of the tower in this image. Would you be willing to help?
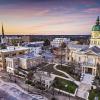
[1,23,6,43]
[90,16,100,47]
[2,24,5,38]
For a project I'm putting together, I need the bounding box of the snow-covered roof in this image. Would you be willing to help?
[68,44,89,51]
[80,46,100,55]
[42,51,54,59]
[0,46,29,53]
[26,44,42,47]
[24,41,44,47]
[7,36,22,39]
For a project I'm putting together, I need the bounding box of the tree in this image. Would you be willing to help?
[61,42,66,48]
[43,39,50,47]
[25,70,33,92]
[8,72,12,80]
[12,39,18,46]
[0,44,6,49]
[14,69,19,83]
[27,70,33,80]
[60,42,67,66]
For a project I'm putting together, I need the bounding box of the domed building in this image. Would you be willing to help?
[66,17,100,77]
[90,16,100,47]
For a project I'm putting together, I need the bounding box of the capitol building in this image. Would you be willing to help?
[66,16,100,76]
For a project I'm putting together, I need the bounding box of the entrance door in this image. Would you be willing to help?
[87,68,92,74]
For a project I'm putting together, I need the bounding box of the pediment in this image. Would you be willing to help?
[84,50,97,55]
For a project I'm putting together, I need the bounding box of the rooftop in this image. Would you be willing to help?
[68,44,89,51]
[23,41,44,47]
[6,51,41,59]
[80,46,100,55]
[0,46,29,53]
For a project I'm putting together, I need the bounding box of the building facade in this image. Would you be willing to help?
[0,46,29,70]
[51,38,70,47]
[66,17,100,76]
[6,52,44,74]
[90,16,100,48]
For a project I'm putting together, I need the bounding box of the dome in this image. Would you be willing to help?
[92,25,100,31]
[92,16,100,31]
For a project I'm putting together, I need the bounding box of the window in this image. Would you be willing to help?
[79,57,80,61]
[4,54,9,57]
[87,58,94,65]
[19,52,23,55]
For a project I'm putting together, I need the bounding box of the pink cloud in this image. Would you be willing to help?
[0,5,50,19]
[83,7,100,13]
[81,0,96,5]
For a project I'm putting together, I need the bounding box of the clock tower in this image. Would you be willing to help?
[90,16,100,48]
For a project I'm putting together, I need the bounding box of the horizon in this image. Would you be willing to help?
[0,33,91,36]
[0,0,100,35]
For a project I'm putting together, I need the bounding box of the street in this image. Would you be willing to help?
[0,71,83,100]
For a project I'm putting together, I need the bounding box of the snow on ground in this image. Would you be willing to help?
[81,74,94,85]
[0,79,48,100]
[76,74,94,100]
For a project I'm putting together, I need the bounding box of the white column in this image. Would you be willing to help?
[92,68,94,75]
[82,66,84,73]
[94,69,96,76]
[83,67,85,74]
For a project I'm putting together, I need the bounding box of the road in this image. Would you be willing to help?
[0,71,83,100]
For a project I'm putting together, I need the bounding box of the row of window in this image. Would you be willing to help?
[6,61,13,68]
[91,40,100,45]
[4,52,25,58]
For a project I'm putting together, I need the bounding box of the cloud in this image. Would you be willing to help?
[0,0,99,35]
[83,7,100,14]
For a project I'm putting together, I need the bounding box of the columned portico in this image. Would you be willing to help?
[82,66,96,76]
[66,17,100,77]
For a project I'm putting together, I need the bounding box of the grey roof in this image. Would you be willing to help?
[80,46,100,55]
[68,44,89,51]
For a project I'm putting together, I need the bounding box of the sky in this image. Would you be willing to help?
[0,0,100,35]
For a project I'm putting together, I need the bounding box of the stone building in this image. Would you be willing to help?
[66,17,100,76]
[0,46,29,70]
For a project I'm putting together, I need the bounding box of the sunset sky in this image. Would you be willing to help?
[0,0,100,35]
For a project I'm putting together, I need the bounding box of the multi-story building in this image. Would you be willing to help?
[6,53,44,74]
[51,38,70,47]
[0,46,29,70]
[90,16,100,48]
[19,54,44,69]
[6,57,19,74]
[34,71,54,88]
[6,36,22,46]
[24,41,43,56]
[66,17,100,76]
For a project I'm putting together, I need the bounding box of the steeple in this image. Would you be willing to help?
[2,23,5,38]
[96,16,99,25]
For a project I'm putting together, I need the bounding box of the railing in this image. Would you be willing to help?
[82,62,95,67]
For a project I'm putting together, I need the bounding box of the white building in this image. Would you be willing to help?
[6,57,19,74]
[51,38,70,47]
[66,17,100,76]
[24,41,44,56]
[0,46,29,70]
[19,54,44,69]
[6,52,44,74]
[34,71,54,88]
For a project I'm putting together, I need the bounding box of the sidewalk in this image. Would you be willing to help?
[53,64,80,85]
[0,73,49,100]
